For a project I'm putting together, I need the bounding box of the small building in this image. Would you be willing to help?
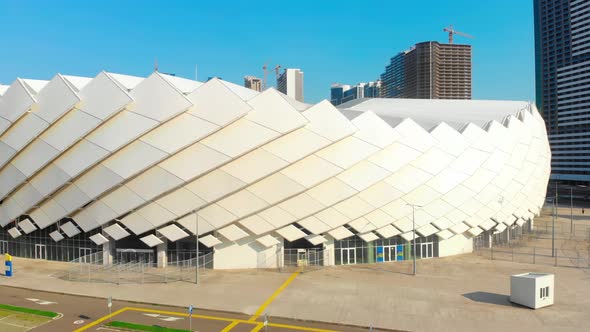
[510,273,554,309]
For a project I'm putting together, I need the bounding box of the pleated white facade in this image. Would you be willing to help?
[0,71,551,268]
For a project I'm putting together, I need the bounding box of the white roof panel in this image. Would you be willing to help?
[358,232,379,242]
[467,227,483,237]
[449,222,470,235]
[140,234,164,248]
[158,224,189,242]
[327,226,354,240]
[104,223,131,240]
[256,234,280,248]
[376,225,401,238]
[298,215,331,234]
[416,224,438,237]
[479,219,497,231]
[239,215,274,235]
[494,223,507,234]
[18,219,37,234]
[217,224,249,242]
[89,233,109,245]
[50,230,65,242]
[276,225,307,242]
[61,221,81,237]
[8,227,22,238]
[187,78,251,126]
[199,234,222,248]
[436,229,454,240]
[304,234,327,246]
[400,231,415,242]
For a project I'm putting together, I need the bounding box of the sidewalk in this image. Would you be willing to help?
[1,254,589,332]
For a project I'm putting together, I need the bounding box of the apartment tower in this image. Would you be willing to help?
[380,41,472,99]
[534,0,590,184]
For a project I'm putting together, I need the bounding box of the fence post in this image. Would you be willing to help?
[554,249,557,267]
[512,248,514,262]
[491,246,494,260]
[533,247,535,264]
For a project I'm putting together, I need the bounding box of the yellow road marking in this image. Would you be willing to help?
[221,320,240,332]
[267,322,338,332]
[73,307,127,332]
[126,307,238,323]
[249,270,300,321]
[251,323,264,332]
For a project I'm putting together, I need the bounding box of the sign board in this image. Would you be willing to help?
[188,304,193,315]
[376,247,384,263]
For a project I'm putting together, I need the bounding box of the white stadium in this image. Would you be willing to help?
[0,72,550,269]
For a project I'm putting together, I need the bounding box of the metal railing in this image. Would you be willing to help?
[61,251,213,284]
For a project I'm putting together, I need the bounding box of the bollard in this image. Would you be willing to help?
[4,254,13,277]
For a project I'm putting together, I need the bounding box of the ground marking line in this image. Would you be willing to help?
[221,321,240,332]
[73,307,128,332]
[250,323,264,332]
[249,270,300,321]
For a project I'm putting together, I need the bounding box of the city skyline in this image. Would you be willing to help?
[0,0,535,103]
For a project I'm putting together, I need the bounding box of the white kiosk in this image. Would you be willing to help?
[510,272,554,309]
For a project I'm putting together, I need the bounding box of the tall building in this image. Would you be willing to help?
[330,81,381,106]
[244,76,262,92]
[534,0,590,185]
[277,68,304,102]
[380,42,472,99]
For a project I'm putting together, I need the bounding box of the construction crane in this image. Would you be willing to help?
[443,25,473,44]
[262,63,281,90]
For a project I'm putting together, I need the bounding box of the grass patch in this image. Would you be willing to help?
[0,304,58,318]
[106,321,190,332]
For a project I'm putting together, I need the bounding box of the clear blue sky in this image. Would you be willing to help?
[0,0,535,103]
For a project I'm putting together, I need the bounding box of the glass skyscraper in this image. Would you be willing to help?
[534,0,590,184]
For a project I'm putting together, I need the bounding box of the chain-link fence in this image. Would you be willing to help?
[256,247,329,273]
[60,251,213,284]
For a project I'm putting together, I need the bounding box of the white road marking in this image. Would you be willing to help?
[142,313,183,322]
[25,298,57,305]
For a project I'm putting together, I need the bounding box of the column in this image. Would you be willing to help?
[102,236,113,265]
[323,237,335,266]
[157,240,168,268]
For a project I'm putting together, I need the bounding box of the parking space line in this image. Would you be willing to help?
[250,323,264,332]
[249,270,300,321]
[73,308,127,332]
[221,321,241,331]
[126,307,239,323]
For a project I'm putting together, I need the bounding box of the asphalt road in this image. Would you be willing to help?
[0,286,395,332]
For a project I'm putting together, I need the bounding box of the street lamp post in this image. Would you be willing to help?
[570,187,573,235]
[194,209,199,285]
[552,197,556,258]
[406,204,422,276]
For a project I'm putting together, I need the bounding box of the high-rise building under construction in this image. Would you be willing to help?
[380,41,472,99]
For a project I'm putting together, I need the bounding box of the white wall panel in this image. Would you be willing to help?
[336,161,390,192]
[0,79,36,126]
[32,75,80,123]
[357,181,404,208]
[394,119,437,152]
[245,89,307,134]
[247,173,305,205]
[82,72,134,120]
[0,165,26,199]
[198,204,236,229]
[315,207,350,229]
[186,78,251,126]
[121,213,153,235]
[53,139,110,177]
[201,118,279,158]
[298,100,356,141]
[0,198,23,226]
[410,147,455,175]
[239,215,274,235]
[368,143,421,173]
[38,109,100,152]
[306,178,357,207]
[102,140,168,179]
[85,110,157,152]
[136,203,176,228]
[125,166,184,202]
[350,112,400,148]
[53,184,91,214]
[430,123,468,157]
[10,139,59,177]
[159,143,230,181]
[280,155,341,188]
[427,168,470,194]
[184,169,245,203]
[74,201,117,231]
[299,215,332,234]
[101,185,145,216]
[261,128,331,163]
[384,165,432,194]
[155,188,206,217]
[74,164,124,199]
[258,206,297,229]
[29,164,70,197]
[221,149,288,183]
[217,190,269,219]
[140,113,218,154]
[333,196,375,220]
[130,73,193,122]
[315,136,379,169]
[1,115,46,158]
[278,193,325,219]
[10,184,42,213]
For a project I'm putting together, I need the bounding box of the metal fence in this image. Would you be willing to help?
[256,248,328,273]
[60,251,214,284]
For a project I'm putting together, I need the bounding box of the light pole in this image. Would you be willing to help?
[406,203,422,276]
[194,209,199,285]
[570,186,573,235]
[551,196,556,257]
